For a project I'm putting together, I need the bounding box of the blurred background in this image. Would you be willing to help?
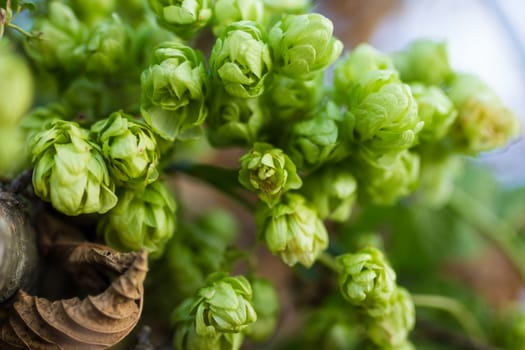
[319,0,525,185]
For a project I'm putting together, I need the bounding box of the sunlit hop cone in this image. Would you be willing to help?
[141,42,209,141]
[337,247,396,306]
[256,193,328,267]
[91,111,159,188]
[148,0,212,39]
[366,288,415,348]
[269,13,343,79]
[211,0,265,37]
[238,142,302,206]
[25,1,87,72]
[210,21,272,98]
[30,120,117,216]
[447,73,521,154]
[99,180,176,256]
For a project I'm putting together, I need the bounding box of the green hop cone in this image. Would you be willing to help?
[350,73,423,157]
[0,42,34,127]
[357,149,420,205]
[244,278,279,341]
[26,1,87,73]
[256,193,328,267]
[65,0,116,24]
[0,126,29,179]
[392,39,452,85]
[210,21,272,98]
[263,0,312,16]
[337,247,396,306]
[238,142,302,206]
[148,0,212,39]
[91,111,160,188]
[266,72,324,121]
[141,41,209,141]
[172,298,245,350]
[30,120,117,215]
[447,73,521,154]
[334,44,396,99]
[302,167,357,222]
[173,273,257,338]
[207,89,264,147]
[269,13,343,79]
[286,101,342,170]
[367,288,415,348]
[84,14,129,75]
[410,83,457,141]
[212,0,265,37]
[98,180,176,256]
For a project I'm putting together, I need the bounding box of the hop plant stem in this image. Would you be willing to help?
[448,188,525,282]
[411,294,485,342]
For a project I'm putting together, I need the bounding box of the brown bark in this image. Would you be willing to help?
[0,190,38,303]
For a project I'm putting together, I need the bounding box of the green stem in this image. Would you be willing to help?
[412,294,485,341]
[448,188,525,281]
[317,252,341,274]
[6,22,35,39]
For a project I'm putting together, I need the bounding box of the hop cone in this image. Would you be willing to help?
[84,14,129,75]
[172,298,244,350]
[367,288,415,348]
[0,42,33,127]
[210,21,272,98]
[447,73,521,154]
[98,180,176,256]
[212,0,265,37]
[141,42,209,141]
[238,142,302,206]
[30,120,117,216]
[207,90,264,147]
[410,83,457,142]
[25,1,87,72]
[91,111,159,188]
[392,39,452,85]
[286,101,341,170]
[337,247,396,306]
[269,13,342,79]
[256,193,328,267]
[357,149,420,206]
[302,167,357,222]
[148,0,212,39]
